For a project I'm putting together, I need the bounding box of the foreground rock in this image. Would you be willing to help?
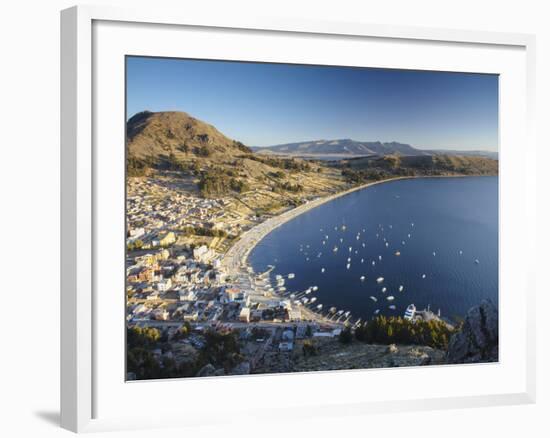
[446,300,498,364]
[253,338,446,374]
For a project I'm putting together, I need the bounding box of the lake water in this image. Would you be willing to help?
[249,176,498,322]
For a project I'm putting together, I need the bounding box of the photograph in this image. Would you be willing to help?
[125,57,499,381]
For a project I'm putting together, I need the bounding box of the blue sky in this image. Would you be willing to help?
[126,56,498,151]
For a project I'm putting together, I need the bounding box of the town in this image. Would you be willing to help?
[126,174,345,379]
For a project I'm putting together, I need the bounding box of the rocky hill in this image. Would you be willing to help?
[447,300,499,364]
[127,110,252,165]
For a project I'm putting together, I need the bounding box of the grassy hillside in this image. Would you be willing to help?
[126,111,349,216]
[336,154,498,183]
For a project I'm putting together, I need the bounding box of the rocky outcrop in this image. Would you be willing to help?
[196,363,217,377]
[447,300,499,364]
[231,361,251,375]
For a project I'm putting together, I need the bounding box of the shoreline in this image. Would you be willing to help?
[221,174,493,275]
[221,176,413,275]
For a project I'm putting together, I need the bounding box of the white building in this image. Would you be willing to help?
[156,278,172,292]
[239,307,251,323]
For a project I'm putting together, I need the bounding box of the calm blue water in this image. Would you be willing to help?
[249,177,498,322]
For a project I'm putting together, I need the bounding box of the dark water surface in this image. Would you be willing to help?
[249,177,498,322]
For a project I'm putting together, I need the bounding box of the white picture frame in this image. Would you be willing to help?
[61,4,536,433]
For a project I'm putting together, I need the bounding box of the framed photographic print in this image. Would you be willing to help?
[61,5,536,433]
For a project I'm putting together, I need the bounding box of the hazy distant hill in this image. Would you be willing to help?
[253,139,425,156]
[253,139,497,159]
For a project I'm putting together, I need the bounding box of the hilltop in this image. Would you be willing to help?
[127,110,252,165]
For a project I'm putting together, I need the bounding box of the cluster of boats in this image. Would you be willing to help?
[267,219,481,324]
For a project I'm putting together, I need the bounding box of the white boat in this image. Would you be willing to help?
[277,287,286,292]
[374,309,380,315]
[388,305,396,310]
[312,286,318,291]
[348,246,352,252]
[360,276,366,281]
[329,307,337,314]
[275,274,282,280]
[433,251,436,256]
[402,241,405,245]
[322,241,326,245]
[346,263,351,270]
[342,225,347,231]
[288,273,295,279]
[362,243,366,248]
[321,268,325,273]
[381,287,387,293]
[421,274,426,279]
[361,258,364,263]
[369,296,378,302]
[337,310,344,316]
[378,255,382,261]
[344,311,351,317]
[408,233,411,238]
[316,304,323,310]
[459,250,463,255]
[339,238,343,243]
[404,304,416,320]
[372,261,376,266]
[310,297,317,303]
[376,277,384,284]
[385,242,389,247]
[475,259,480,264]
[333,246,338,252]
[386,296,395,301]
[347,257,351,262]
[398,285,404,292]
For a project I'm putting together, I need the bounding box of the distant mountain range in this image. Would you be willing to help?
[253,139,498,160]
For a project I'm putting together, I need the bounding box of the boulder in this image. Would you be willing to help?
[213,368,226,376]
[447,300,498,364]
[231,361,251,375]
[196,363,216,377]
